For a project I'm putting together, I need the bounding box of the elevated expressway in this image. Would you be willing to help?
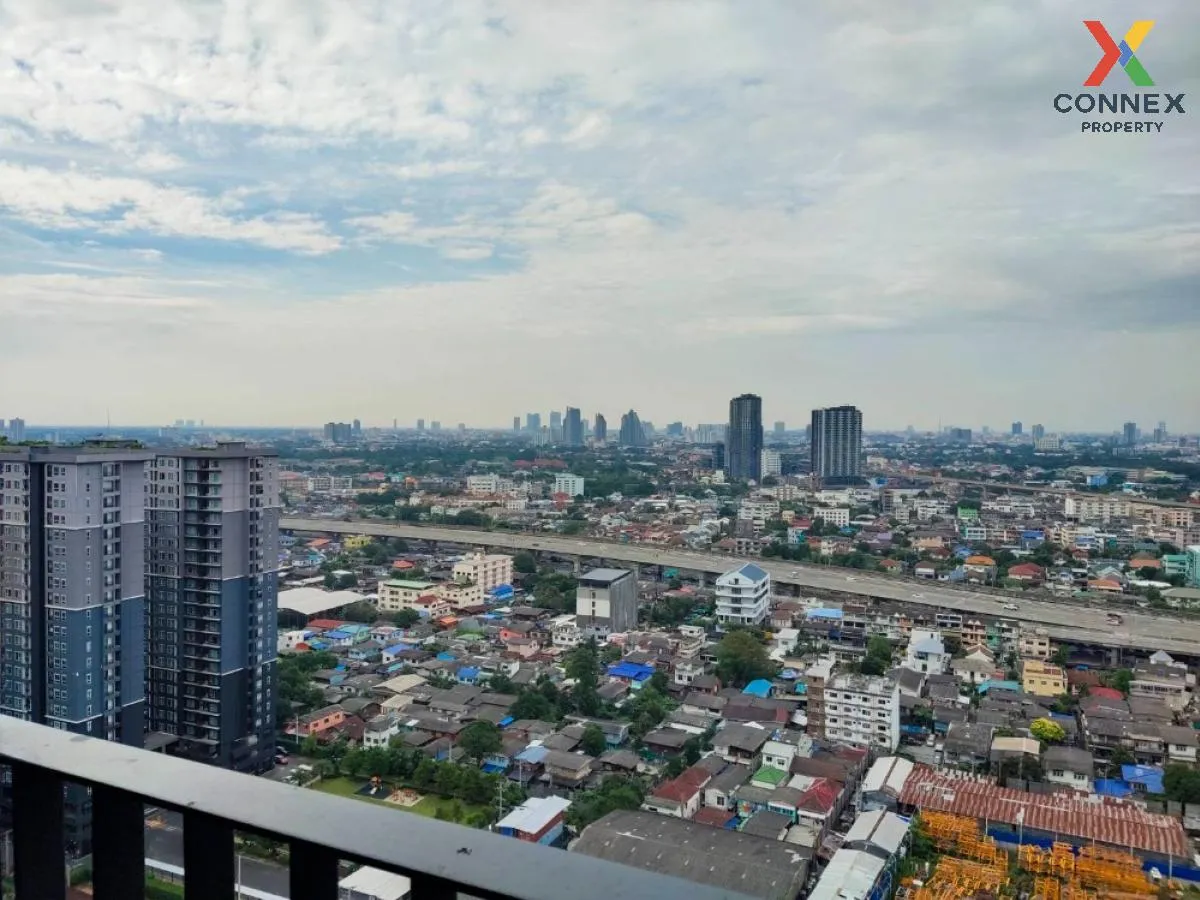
[281,517,1199,658]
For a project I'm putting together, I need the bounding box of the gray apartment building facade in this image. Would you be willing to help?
[726,394,763,482]
[145,442,280,773]
[1,441,152,853]
[575,568,637,637]
[810,405,864,487]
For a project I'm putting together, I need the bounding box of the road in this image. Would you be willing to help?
[281,517,1200,656]
[147,811,289,897]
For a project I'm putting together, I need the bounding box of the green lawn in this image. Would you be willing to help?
[309,776,489,822]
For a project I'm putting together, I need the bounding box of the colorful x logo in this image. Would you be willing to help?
[1083,20,1155,87]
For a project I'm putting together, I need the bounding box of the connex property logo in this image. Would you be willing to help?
[1053,19,1185,134]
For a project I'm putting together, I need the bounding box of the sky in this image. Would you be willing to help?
[1,0,1197,432]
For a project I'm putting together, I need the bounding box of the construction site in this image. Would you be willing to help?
[897,810,1191,900]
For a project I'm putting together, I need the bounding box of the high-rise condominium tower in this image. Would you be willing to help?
[726,394,764,482]
[145,443,280,774]
[811,405,864,486]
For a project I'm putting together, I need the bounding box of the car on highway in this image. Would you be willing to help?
[846,576,857,582]
[911,593,923,599]
[1003,603,1019,611]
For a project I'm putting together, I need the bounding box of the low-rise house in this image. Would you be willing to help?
[1043,746,1094,792]
[1161,725,1200,764]
[713,724,772,766]
[495,796,572,845]
[1020,660,1066,698]
[703,763,751,811]
[542,749,594,787]
[951,647,1003,686]
[362,714,401,749]
[942,722,995,768]
[860,756,914,812]
[903,630,949,675]
[287,704,346,737]
[1129,653,1194,711]
[642,765,713,820]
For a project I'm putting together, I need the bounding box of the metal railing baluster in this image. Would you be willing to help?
[11,762,66,900]
[91,785,146,897]
[184,810,236,900]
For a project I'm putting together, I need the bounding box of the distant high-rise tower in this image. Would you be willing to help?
[146,443,279,774]
[811,405,863,486]
[594,413,607,443]
[712,442,725,471]
[564,407,583,446]
[666,421,684,438]
[549,410,562,441]
[619,410,647,447]
[726,394,764,482]
[1123,421,1137,446]
[512,416,521,432]
[7,418,25,442]
[1011,422,1023,436]
[526,413,541,433]
[773,421,786,437]
[430,421,442,432]
[1031,423,1045,441]
[1153,421,1167,443]
[352,418,362,436]
[417,418,426,431]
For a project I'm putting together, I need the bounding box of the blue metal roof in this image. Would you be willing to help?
[735,563,769,581]
[499,716,514,728]
[976,679,1021,695]
[323,629,352,640]
[1121,764,1164,794]
[607,662,655,680]
[515,745,549,764]
[1095,778,1133,798]
[742,679,772,699]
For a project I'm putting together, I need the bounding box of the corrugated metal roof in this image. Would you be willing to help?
[496,795,571,835]
[844,809,910,855]
[862,756,914,798]
[899,768,1189,857]
[807,847,886,900]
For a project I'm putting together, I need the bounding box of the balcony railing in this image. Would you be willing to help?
[0,717,739,900]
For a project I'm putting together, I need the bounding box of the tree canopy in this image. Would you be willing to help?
[715,630,774,687]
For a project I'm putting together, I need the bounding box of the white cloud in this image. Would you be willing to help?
[0,0,1196,429]
[0,163,339,254]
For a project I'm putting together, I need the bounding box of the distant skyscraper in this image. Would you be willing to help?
[726,394,764,482]
[594,413,607,443]
[811,405,863,486]
[619,410,647,447]
[0,441,153,854]
[1011,421,1023,436]
[322,422,352,442]
[773,421,786,437]
[1123,421,1137,446]
[431,421,442,432]
[417,418,426,431]
[549,410,562,441]
[146,443,279,774]
[352,418,361,436]
[712,442,725,471]
[7,417,24,442]
[1031,423,1045,441]
[513,416,521,432]
[666,421,684,438]
[1153,421,1167,443]
[564,407,583,446]
[526,413,541,433]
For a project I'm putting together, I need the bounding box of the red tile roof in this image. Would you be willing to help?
[1087,686,1125,701]
[797,778,841,815]
[307,618,349,630]
[650,765,712,803]
[899,768,1189,857]
[693,806,737,828]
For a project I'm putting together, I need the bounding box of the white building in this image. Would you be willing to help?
[551,614,582,649]
[814,506,851,528]
[823,673,900,751]
[760,449,782,477]
[554,474,585,497]
[1064,494,1131,522]
[902,630,949,675]
[715,563,771,627]
[452,552,514,592]
[306,474,354,493]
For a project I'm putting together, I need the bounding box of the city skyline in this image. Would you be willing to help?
[1,0,1197,429]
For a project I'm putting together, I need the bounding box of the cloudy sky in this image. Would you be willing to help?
[1,0,1197,432]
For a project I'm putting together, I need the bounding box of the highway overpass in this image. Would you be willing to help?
[878,472,1198,510]
[281,517,1200,657]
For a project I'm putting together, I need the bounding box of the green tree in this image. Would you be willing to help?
[510,689,555,722]
[580,724,608,757]
[1103,668,1133,696]
[512,551,538,574]
[390,608,420,628]
[487,673,515,694]
[564,777,646,830]
[565,640,602,716]
[341,601,381,623]
[458,721,503,762]
[1163,764,1200,803]
[715,630,773,687]
[1029,717,1066,744]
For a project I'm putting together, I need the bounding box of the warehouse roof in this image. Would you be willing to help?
[899,768,1189,858]
[278,587,366,616]
[571,810,808,900]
